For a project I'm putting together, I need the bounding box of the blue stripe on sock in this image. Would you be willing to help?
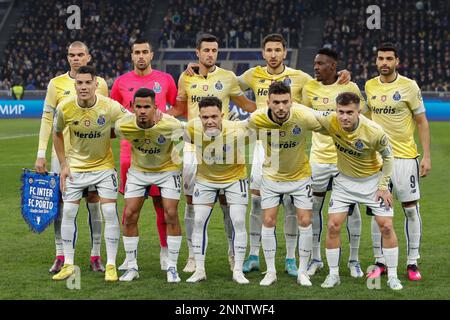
[201,208,213,255]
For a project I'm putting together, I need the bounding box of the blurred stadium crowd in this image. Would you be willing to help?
[0,0,448,91]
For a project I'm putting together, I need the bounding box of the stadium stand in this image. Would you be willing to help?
[0,0,152,90]
[322,0,450,91]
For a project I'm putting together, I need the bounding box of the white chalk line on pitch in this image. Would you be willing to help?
[0,133,38,140]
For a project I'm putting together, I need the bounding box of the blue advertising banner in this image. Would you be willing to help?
[1,97,449,120]
[21,169,60,233]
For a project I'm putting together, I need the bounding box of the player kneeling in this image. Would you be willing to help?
[115,88,184,283]
[185,97,250,284]
[315,92,403,291]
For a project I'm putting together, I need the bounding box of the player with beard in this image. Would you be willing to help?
[365,43,431,281]
[111,39,178,272]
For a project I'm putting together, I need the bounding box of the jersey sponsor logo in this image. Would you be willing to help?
[74,130,102,139]
[153,82,162,93]
[381,95,387,102]
[393,91,401,101]
[323,97,329,104]
[97,115,106,126]
[334,141,362,157]
[354,139,364,150]
[157,134,166,144]
[371,106,396,114]
[191,94,214,103]
[136,146,161,154]
[292,125,301,135]
[215,81,223,91]
[283,77,292,86]
[84,120,91,127]
[257,88,269,96]
[270,140,298,149]
[202,85,209,91]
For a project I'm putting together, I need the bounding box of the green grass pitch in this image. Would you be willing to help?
[0,119,449,300]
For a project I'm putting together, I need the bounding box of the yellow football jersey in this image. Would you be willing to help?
[248,104,322,181]
[185,118,248,183]
[115,114,183,173]
[38,72,109,157]
[54,95,128,172]
[238,65,312,109]
[365,74,425,159]
[177,66,244,121]
[302,79,364,164]
[316,113,392,180]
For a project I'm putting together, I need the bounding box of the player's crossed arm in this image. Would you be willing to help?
[375,134,394,209]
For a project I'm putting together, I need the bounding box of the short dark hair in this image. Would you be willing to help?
[132,39,152,51]
[133,87,155,103]
[336,92,360,106]
[263,33,286,49]
[377,42,398,58]
[198,96,222,111]
[268,81,291,96]
[196,34,219,49]
[317,48,338,61]
[76,65,96,78]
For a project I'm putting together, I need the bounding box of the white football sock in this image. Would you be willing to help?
[371,216,385,264]
[326,248,340,276]
[123,236,139,270]
[249,194,262,257]
[101,203,120,266]
[282,196,298,260]
[403,205,422,265]
[298,224,313,273]
[261,225,276,273]
[347,205,361,262]
[87,202,102,257]
[167,235,182,270]
[61,202,79,265]
[311,195,325,261]
[383,247,399,278]
[192,205,212,271]
[54,202,64,256]
[184,204,195,258]
[221,204,234,254]
[229,204,248,272]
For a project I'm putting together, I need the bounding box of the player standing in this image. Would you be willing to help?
[168,34,256,273]
[115,88,184,283]
[315,92,403,291]
[365,43,431,281]
[35,41,108,274]
[301,48,364,277]
[52,66,128,282]
[238,34,351,277]
[184,97,250,284]
[248,82,324,286]
[110,39,178,271]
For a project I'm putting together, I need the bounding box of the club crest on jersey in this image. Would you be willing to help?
[153,82,162,93]
[84,120,91,127]
[393,91,401,101]
[355,139,364,150]
[292,125,301,135]
[157,135,166,144]
[145,139,151,144]
[381,95,387,102]
[202,85,209,91]
[279,131,286,137]
[97,115,106,126]
[215,81,223,91]
[323,97,329,104]
[283,77,292,86]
